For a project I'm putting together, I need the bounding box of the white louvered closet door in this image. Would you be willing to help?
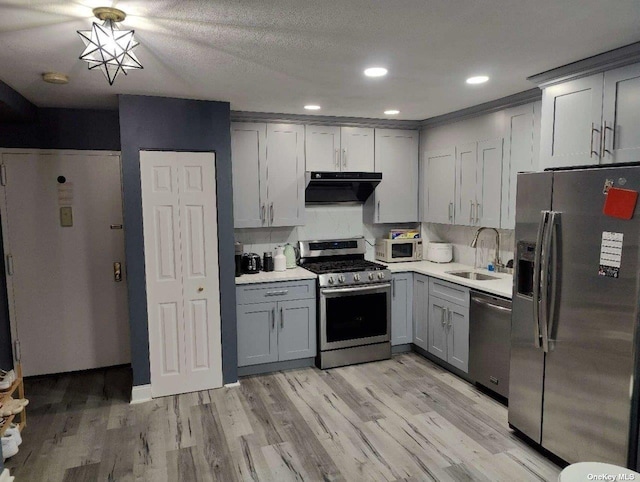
[140,151,222,398]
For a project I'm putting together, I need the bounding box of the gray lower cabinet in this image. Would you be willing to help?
[237,280,316,367]
[427,296,469,372]
[412,274,429,350]
[427,278,470,373]
[391,273,413,345]
[237,302,278,366]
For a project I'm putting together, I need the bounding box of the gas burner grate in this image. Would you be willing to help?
[303,259,387,275]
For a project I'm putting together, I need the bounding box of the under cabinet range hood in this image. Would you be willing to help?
[305,171,382,204]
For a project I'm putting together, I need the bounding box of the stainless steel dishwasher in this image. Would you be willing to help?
[469,291,512,399]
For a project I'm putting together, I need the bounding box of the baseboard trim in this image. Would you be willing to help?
[238,357,315,377]
[130,384,152,404]
[224,381,241,388]
[0,468,14,482]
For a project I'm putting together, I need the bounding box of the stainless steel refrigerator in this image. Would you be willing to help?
[509,165,640,468]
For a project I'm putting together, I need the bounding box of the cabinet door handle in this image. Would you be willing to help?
[602,120,613,157]
[280,307,284,329]
[265,290,289,296]
[590,122,601,158]
[441,308,446,326]
[476,203,481,224]
[392,278,396,297]
[448,202,454,222]
[469,201,474,224]
[334,148,340,169]
[342,148,347,169]
[271,307,275,330]
[377,201,381,222]
[270,202,274,224]
[448,308,452,327]
[261,204,266,224]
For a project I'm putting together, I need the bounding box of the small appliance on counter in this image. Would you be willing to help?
[283,243,299,268]
[235,242,243,277]
[241,253,261,274]
[274,246,287,272]
[263,252,274,272]
[426,242,453,263]
[375,237,422,263]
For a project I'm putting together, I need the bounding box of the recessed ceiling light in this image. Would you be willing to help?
[364,67,388,78]
[304,105,321,110]
[466,75,489,85]
[384,110,400,115]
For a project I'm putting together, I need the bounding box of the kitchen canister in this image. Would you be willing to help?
[274,246,287,272]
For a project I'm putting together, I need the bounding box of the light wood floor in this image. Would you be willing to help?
[5,353,561,481]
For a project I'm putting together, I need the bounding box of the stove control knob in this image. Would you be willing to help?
[328,276,334,285]
[353,273,361,282]
[368,272,375,281]
[338,275,345,283]
[378,272,385,280]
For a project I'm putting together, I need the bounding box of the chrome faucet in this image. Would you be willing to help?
[470,227,502,269]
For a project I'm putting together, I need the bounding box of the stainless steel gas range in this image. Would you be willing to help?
[298,237,391,369]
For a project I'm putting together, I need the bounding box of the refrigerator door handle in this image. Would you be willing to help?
[546,211,561,350]
[539,210,555,353]
[533,210,549,349]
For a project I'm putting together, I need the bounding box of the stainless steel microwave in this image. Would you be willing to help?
[375,238,423,263]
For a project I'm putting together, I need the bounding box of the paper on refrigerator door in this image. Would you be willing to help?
[598,231,623,278]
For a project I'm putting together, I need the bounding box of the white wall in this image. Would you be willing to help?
[235,204,417,260]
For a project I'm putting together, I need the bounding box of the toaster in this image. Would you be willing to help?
[426,242,453,263]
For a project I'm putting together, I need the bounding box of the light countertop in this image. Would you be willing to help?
[385,261,513,299]
[235,267,317,285]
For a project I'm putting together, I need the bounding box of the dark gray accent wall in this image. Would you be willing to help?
[0,79,36,122]
[0,108,120,150]
[118,95,237,386]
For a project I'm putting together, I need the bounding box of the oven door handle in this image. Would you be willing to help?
[321,283,391,295]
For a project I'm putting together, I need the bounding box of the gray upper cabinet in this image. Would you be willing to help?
[231,123,267,228]
[476,138,503,229]
[304,126,374,172]
[231,122,305,228]
[340,127,374,171]
[305,125,341,171]
[601,63,640,164]
[453,139,503,228]
[540,62,640,168]
[391,272,413,346]
[540,74,604,169]
[501,103,540,229]
[456,143,477,227]
[413,274,429,351]
[422,147,456,224]
[266,124,305,227]
[372,129,419,223]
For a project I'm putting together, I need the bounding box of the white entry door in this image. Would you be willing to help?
[140,151,223,398]
[1,151,130,376]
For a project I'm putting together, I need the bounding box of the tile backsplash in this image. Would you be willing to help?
[234,205,514,268]
[421,223,515,268]
[234,204,417,260]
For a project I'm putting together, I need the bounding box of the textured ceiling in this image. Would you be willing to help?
[0,0,639,120]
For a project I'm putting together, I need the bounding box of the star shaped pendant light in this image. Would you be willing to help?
[78,7,142,85]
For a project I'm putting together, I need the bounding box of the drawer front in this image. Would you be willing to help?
[429,278,469,307]
[237,280,316,304]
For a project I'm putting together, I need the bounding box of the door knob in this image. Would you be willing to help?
[198,287,204,292]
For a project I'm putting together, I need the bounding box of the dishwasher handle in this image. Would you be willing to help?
[471,295,512,313]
